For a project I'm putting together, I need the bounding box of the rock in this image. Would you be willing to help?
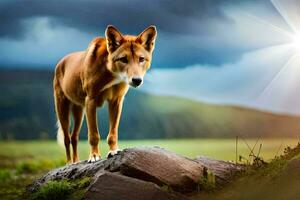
[28,160,106,192]
[28,146,244,199]
[195,156,244,186]
[105,147,204,192]
[83,172,186,200]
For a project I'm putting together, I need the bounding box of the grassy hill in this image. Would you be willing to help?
[1,69,300,140]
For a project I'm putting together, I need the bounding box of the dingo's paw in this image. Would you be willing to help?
[66,160,73,165]
[88,154,101,163]
[107,149,121,158]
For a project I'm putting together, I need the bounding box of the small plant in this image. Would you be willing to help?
[251,143,300,178]
[30,177,91,200]
[160,184,174,193]
[76,177,91,188]
[0,169,12,182]
[30,181,73,200]
[281,142,300,160]
[198,167,216,192]
[252,156,267,168]
[16,161,39,174]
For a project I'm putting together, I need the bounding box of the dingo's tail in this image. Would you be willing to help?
[56,120,65,147]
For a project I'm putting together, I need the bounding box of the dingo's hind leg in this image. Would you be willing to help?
[71,104,84,163]
[54,84,72,164]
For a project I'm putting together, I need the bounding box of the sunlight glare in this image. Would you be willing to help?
[292,33,300,50]
[255,0,300,108]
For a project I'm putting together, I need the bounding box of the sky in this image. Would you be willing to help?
[1,0,300,115]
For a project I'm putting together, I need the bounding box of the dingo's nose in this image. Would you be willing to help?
[131,77,143,87]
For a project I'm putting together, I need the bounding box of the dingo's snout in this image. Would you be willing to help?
[131,77,143,88]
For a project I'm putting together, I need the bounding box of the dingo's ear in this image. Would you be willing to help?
[136,26,157,52]
[105,25,124,53]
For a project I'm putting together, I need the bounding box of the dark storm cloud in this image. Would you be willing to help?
[0,0,239,39]
[0,0,275,67]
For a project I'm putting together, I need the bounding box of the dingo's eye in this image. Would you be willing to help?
[119,57,128,64]
[139,57,145,63]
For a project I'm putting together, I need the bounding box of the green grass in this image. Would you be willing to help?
[0,138,299,200]
[201,143,300,200]
[30,177,91,200]
[30,181,73,200]
[0,138,298,165]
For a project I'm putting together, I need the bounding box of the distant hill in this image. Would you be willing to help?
[1,69,300,140]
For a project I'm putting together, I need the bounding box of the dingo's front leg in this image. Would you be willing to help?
[107,96,124,158]
[85,97,101,162]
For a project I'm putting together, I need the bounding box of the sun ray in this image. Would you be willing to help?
[239,11,294,39]
[271,0,300,34]
[246,1,300,107]
[256,52,299,101]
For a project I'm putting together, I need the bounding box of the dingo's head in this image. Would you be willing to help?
[105,25,157,88]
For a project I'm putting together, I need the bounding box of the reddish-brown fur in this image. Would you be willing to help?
[53,25,157,164]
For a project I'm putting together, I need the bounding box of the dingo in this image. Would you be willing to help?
[53,25,157,164]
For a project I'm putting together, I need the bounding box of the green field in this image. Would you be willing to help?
[0,138,299,199]
[1,138,299,167]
